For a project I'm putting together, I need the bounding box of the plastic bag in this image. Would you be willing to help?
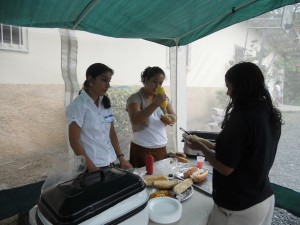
[153,158,178,176]
[41,153,86,193]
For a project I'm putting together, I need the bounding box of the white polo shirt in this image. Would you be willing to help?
[66,90,116,167]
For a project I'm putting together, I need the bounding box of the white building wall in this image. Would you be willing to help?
[0,28,62,84]
[0,21,260,88]
[76,31,169,86]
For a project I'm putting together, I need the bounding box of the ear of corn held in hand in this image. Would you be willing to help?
[155,87,168,112]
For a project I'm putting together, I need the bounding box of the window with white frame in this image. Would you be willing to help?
[0,23,28,52]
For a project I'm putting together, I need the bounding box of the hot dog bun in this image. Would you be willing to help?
[183,167,198,179]
[173,178,193,194]
[160,114,176,125]
[187,134,214,149]
[168,152,189,163]
[175,152,186,158]
[176,156,189,163]
[160,114,173,125]
[188,168,208,183]
[153,180,179,189]
[144,175,168,186]
[190,169,208,183]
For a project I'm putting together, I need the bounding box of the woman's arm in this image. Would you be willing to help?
[186,139,234,176]
[166,101,177,124]
[109,123,133,169]
[127,101,160,125]
[68,122,98,172]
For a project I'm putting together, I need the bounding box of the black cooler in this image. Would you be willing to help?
[35,168,149,225]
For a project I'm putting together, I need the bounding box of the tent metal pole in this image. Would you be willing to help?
[170,38,187,153]
[73,0,101,29]
[177,0,257,41]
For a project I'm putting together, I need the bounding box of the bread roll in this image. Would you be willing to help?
[190,169,208,183]
[175,152,186,158]
[176,156,189,163]
[160,114,176,125]
[153,180,179,189]
[168,152,186,159]
[160,114,173,125]
[168,152,189,163]
[187,134,214,149]
[144,175,168,186]
[183,167,198,179]
[173,178,193,194]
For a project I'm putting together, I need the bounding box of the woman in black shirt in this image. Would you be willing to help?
[187,62,283,225]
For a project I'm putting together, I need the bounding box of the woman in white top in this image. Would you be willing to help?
[67,63,132,172]
[126,66,176,167]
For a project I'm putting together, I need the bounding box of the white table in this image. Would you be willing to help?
[145,158,214,225]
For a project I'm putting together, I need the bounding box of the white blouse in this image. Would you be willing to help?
[66,90,116,167]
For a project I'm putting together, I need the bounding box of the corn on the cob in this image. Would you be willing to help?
[155,87,168,111]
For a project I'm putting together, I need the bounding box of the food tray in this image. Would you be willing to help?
[147,178,193,202]
[175,168,212,196]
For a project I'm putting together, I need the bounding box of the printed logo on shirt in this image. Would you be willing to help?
[104,114,114,123]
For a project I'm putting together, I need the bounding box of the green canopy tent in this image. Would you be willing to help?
[0,0,299,47]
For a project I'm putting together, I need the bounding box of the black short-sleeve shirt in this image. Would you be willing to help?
[213,101,281,210]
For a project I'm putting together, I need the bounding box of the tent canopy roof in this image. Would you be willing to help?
[0,0,299,47]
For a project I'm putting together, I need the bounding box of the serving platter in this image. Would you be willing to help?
[175,167,212,196]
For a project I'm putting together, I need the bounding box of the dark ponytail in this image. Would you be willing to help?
[102,95,111,109]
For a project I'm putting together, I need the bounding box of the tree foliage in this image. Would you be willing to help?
[238,4,300,105]
[108,86,140,136]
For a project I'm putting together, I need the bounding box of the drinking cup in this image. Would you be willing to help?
[196,156,205,168]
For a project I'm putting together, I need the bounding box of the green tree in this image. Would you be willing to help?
[235,4,300,105]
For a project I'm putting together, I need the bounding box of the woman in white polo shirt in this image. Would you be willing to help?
[67,63,132,172]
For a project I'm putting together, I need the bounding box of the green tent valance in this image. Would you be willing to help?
[0,0,299,46]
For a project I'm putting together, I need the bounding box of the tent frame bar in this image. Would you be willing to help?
[177,0,257,41]
[73,0,101,29]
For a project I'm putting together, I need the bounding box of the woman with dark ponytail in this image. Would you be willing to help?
[187,62,284,225]
[67,63,132,172]
[126,66,176,167]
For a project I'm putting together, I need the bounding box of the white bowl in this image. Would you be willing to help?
[148,197,182,224]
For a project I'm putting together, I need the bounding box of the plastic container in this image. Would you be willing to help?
[197,154,205,168]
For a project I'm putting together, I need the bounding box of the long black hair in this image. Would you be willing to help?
[80,63,114,109]
[222,62,283,130]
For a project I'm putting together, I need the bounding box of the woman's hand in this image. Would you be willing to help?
[186,137,207,151]
[160,113,176,126]
[187,137,234,176]
[153,93,167,108]
[119,157,133,169]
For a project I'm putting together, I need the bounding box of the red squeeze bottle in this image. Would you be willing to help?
[146,152,154,175]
